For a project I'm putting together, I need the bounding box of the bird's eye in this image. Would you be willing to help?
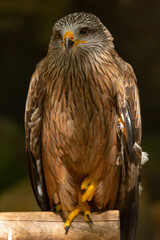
[56,31,62,40]
[79,28,89,36]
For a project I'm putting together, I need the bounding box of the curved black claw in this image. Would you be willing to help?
[65,225,70,235]
[86,214,93,225]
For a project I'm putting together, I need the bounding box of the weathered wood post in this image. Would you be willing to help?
[0,210,120,240]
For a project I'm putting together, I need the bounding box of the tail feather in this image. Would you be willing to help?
[120,179,139,240]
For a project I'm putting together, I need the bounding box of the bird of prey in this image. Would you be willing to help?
[25,12,148,239]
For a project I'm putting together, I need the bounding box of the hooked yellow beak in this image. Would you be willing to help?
[64,31,74,53]
[62,30,87,53]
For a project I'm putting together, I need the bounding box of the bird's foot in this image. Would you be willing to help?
[64,208,80,234]
[64,201,93,234]
[51,204,62,212]
[81,177,97,202]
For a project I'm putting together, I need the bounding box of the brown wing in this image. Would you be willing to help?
[116,60,142,240]
[25,60,50,210]
[117,61,141,146]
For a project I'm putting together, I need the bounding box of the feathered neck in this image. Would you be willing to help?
[45,45,116,83]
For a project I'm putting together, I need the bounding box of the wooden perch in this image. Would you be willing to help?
[0,210,120,240]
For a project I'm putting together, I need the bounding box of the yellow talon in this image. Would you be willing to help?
[84,210,93,224]
[64,193,93,234]
[65,208,80,227]
[81,177,92,190]
[82,179,97,202]
[88,191,94,201]
[64,208,80,234]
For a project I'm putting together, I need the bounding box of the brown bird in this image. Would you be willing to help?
[25,12,148,239]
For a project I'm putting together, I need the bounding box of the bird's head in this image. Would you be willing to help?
[48,12,114,62]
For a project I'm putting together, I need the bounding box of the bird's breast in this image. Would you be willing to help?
[42,73,117,175]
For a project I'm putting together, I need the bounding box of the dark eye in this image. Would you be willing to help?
[79,28,89,36]
[56,31,62,40]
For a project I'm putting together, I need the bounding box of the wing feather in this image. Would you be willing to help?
[25,60,50,210]
[116,60,142,240]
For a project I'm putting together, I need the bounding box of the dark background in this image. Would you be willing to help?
[0,1,160,239]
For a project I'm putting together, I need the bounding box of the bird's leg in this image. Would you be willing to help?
[64,192,93,234]
[81,176,98,202]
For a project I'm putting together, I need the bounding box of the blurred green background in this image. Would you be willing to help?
[0,0,160,239]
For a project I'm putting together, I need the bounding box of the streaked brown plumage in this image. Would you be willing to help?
[25,12,148,239]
